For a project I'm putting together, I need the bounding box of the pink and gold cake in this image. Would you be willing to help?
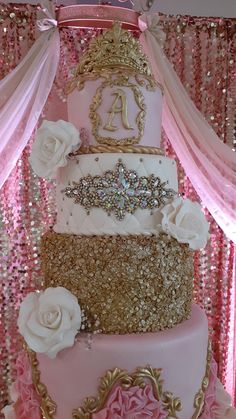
[3,19,235,419]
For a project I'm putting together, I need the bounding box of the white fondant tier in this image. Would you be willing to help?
[54,153,178,235]
[67,76,163,148]
[37,304,208,419]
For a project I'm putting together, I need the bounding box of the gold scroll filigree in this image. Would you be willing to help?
[26,347,57,419]
[191,342,212,419]
[162,392,182,418]
[75,22,153,79]
[72,366,182,419]
[66,20,160,96]
[89,75,146,146]
[66,68,158,95]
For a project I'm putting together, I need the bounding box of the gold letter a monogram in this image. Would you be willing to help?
[104,89,134,132]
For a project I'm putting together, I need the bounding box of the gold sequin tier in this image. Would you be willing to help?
[41,231,193,334]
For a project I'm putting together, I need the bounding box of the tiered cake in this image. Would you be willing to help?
[4,22,233,419]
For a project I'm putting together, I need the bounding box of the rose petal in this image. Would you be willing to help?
[189,235,208,250]
[41,287,80,317]
[50,307,71,333]
[22,330,52,353]
[38,304,62,329]
[46,329,77,359]
[27,311,55,338]
[180,213,203,233]
[40,287,74,307]
[92,384,166,419]
[70,305,82,330]
[160,197,209,250]
[169,222,197,240]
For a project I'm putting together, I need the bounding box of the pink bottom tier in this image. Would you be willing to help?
[36,304,209,419]
[3,304,236,418]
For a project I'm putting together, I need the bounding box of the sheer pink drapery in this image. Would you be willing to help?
[0,1,60,189]
[139,14,236,244]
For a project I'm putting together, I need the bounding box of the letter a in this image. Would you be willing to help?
[104,89,133,131]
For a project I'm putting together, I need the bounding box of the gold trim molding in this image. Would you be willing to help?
[67,68,159,95]
[26,347,57,419]
[191,342,212,419]
[70,144,165,156]
[75,21,153,79]
[72,366,182,419]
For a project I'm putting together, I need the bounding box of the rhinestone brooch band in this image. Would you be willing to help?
[62,159,176,220]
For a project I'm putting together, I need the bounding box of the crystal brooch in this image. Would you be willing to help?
[62,160,176,220]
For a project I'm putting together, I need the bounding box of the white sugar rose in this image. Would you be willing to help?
[29,120,81,179]
[160,197,210,250]
[17,287,81,359]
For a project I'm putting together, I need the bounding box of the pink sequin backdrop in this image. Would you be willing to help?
[0,4,235,413]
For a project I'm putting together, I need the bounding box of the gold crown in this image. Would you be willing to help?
[75,22,153,78]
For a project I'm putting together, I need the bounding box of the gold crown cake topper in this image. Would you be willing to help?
[75,21,153,78]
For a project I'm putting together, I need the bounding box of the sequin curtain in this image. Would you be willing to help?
[0,4,235,413]
[160,15,236,403]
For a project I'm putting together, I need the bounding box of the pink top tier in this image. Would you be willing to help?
[67,76,163,148]
[67,17,163,149]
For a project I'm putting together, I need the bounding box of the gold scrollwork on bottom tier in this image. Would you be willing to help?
[191,342,212,419]
[25,341,212,419]
[26,347,57,419]
[72,342,212,419]
[72,366,182,419]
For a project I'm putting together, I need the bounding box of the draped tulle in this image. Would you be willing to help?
[0,0,60,189]
[139,14,236,244]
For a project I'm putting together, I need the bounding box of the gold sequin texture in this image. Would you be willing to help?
[41,232,193,334]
